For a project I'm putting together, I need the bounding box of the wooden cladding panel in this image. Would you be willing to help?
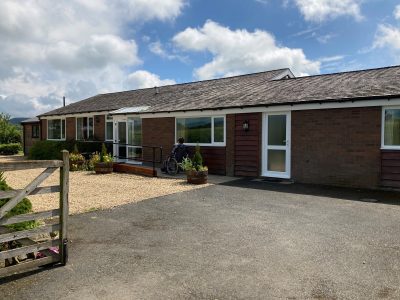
[188,146,226,175]
[234,113,262,177]
[381,150,400,188]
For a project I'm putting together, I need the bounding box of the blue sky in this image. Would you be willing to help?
[1,0,400,117]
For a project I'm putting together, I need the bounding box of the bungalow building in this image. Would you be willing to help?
[24,66,400,189]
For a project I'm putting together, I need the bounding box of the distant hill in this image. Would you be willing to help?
[9,117,29,125]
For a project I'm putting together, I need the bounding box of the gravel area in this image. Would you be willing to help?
[0,155,210,214]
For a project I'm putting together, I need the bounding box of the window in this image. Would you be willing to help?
[106,115,113,141]
[32,124,40,138]
[47,119,65,140]
[176,116,225,145]
[76,117,94,140]
[383,108,400,148]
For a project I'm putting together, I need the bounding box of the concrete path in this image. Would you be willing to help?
[1,180,400,299]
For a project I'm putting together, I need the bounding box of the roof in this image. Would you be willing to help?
[39,66,400,117]
[21,117,39,124]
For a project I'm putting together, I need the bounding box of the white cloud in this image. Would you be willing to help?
[294,0,363,22]
[124,70,176,89]
[149,41,174,59]
[172,20,320,79]
[0,0,185,117]
[149,41,188,62]
[46,35,140,72]
[374,24,400,50]
[319,55,345,63]
[395,5,400,20]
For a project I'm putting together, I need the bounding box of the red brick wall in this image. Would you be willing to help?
[142,117,175,163]
[66,117,75,141]
[234,113,262,177]
[94,115,105,141]
[23,123,40,155]
[291,107,382,188]
[142,117,227,174]
[381,151,400,188]
[40,119,47,140]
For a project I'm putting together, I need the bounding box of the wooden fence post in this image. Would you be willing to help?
[59,150,69,265]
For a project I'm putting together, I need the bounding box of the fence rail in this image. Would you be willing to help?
[0,150,69,277]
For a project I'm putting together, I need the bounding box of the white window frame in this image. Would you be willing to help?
[47,118,66,141]
[382,106,400,150]
[105,115,114,141]
[175,115,226,146]
[76,116,94,141]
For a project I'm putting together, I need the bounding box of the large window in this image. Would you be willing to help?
[176,116,225,145]
[106,115,113,141]
[47,119,65,140]
[76,117,94,140]
[383,108,400,148]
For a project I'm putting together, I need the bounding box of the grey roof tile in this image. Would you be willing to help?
[39,66,400,117]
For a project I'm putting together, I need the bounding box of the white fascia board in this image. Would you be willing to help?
[39,111,110,119]
[39,98,400,119]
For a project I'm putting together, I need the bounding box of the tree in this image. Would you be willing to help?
[0,113,22,144]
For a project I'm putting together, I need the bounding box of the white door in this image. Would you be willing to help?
[262,112,291,179]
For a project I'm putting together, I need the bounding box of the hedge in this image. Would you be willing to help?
[0,143,22,155]
[28,140,110,160]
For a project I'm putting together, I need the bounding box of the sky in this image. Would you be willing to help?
[1,0,400,117]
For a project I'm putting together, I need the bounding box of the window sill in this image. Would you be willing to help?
[381,147,400,151]
[183,143,226,147]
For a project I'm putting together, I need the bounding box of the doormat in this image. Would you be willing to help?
[252,178,294,184]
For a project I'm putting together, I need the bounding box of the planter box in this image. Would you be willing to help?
[186,170,208,184]
[94,162,113,174]
[69,160,85,171]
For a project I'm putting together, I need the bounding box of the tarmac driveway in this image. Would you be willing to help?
[1,179,400,299]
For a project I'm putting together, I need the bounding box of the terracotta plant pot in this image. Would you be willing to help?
[94,162,113,174]
[186,170,208,184]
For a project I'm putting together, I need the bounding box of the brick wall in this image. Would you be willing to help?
[40,119,47,140]
[142,117,227,174]
[94,115,105,141]
[23,123,40,155]
[234,113,262,177]
[142,117,175,163]
[66,117,75,141]
[291,107,382,188]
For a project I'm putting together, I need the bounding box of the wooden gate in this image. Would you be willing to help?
[0,150,69,277]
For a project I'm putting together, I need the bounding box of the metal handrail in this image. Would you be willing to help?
[77,140,163,174]
[107,142,163,171]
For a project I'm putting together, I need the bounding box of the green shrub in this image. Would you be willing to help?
[69,152,86,171]
[0,143,22,155]
[28,140,70,160]
[0,113,22,144]
[179,145,208,172]
[99,143,113,163]
[0,171,37,231]
[87,153,100,171]
[192,144,203,170]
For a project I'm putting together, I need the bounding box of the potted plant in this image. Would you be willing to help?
[179,145,208,184]
[94,143,113,174]
[69,144,85,171]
